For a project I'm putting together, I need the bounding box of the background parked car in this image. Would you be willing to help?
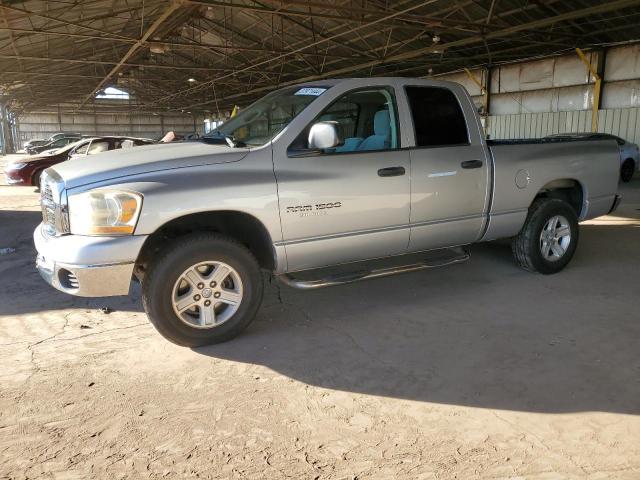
[5,136,155,188]
[23,138,49,150]
[25,134,83,155]
[545,132,639,182]
[22,132,83,152]
[159,131,201,142]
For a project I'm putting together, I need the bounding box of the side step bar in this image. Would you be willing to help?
[278,248,470,290]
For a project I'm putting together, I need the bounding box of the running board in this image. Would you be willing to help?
[277,247,470,290]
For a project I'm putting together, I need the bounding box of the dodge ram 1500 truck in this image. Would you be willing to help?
[34,78,621,346]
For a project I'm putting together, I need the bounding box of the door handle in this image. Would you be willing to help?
[461,159,483,169]
[378,166,406,177]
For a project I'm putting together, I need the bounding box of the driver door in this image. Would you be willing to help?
[273,86,411,272]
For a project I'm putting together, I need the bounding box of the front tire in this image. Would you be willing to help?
[142,234,264,347]
[512,198,579,274]
[620,159,635,183]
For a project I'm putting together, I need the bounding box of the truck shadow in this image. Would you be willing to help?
[0,210,143,315]
[197,222,640,415]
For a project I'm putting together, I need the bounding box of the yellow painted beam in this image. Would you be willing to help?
[464,68,488,117]
[575,48,601,132]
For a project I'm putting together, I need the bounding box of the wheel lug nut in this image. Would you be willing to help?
[204,300,211,306]
[194,294,201,301]
[214,292,221,299]
[210,281,217,288]
[197,282,204,289]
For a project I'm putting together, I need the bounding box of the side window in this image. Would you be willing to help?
[405,86,469,147]
[74,143,89,155]
[87,140,109,155]
[289,87,399,155]
[117,139,135,149]
[317,99,359,138]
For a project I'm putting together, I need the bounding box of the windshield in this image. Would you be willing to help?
[205,86,328,146]
[46,138,90,155]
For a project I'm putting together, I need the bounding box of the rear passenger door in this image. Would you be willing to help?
[405,86,490,252]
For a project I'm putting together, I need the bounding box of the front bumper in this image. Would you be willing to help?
[4,169,28,185]
[33,223,148,297]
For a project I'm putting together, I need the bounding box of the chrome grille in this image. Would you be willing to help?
[41,174,57,233]
[40,171,69,236]
[41,179,53,204]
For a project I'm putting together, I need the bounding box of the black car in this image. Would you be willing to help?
[25,134,83,155]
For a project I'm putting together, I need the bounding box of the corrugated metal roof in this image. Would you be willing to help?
[1,0,639,114]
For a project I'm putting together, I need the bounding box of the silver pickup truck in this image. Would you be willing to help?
[34,78,621,346]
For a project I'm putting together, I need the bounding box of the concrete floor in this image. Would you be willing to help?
[1,153,639,479]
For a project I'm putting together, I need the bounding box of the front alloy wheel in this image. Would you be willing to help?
[172,261,243,329]
[142,234,263,347]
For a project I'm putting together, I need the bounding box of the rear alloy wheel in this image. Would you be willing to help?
[539,215,572,262]
[512,198,579,274]
[620,159,635,183]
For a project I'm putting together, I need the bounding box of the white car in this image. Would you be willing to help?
[547,133,639,182]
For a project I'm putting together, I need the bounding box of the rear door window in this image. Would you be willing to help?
[87,140,109,155]
[73,143,89,155]
[405,86,469,147]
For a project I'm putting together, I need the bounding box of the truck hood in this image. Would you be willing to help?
[52,141,250,188]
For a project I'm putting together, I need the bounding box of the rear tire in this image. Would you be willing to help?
[142,233,263,347]
[620,159,635,183]
[512,198,579,274]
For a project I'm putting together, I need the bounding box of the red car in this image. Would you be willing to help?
[5,136,155,188]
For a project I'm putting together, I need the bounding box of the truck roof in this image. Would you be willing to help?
[295,77,458,89]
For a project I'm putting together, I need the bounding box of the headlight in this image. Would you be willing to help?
[68,190,143,236]
[8,162,27,170]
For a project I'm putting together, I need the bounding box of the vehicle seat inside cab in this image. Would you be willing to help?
[356,110,390,151]
[335,137,364,152]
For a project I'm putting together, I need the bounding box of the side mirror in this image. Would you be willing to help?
[308,121,343,150]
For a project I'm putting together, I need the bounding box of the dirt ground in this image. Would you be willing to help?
[1,153,639,479]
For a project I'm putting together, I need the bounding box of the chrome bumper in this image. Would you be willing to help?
[36,254,135,297]
[33,223,147,297]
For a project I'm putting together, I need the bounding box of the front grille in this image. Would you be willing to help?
[40,171,69,235]
[41,179,53,204]
[41,175,57,233]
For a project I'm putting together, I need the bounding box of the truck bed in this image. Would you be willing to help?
[481,138,620,241]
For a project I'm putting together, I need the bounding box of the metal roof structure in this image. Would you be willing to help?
[1,0,639,115]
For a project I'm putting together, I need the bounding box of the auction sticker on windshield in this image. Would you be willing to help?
[294,87,326,96]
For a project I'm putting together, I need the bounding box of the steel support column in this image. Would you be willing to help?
[576,47,601,132]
